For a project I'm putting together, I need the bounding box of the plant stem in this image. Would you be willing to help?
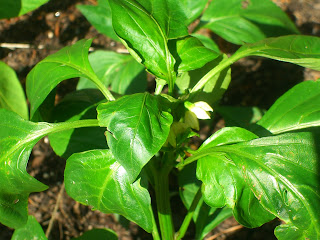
[175,187,203,240]
[151,210,161,240]
[90,74,115,101]
[155,82,165,95]
[154,166,175,240]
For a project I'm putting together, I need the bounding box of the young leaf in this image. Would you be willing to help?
[257,80,320,134]
[201,0,299,45]
[77,50,146,94]
[0,109,99,229]
[26,39,110,118]
[196,131,320,239]
[234,35,320,71]
[65,149,153,232]
[108,0,188,90]
[169,36,220,73]
[77,0,119,41]
[97,93,173,182]
[0,0,48,19]
[49,89,107,158]
[11,215,47,240]
[180,0,208,24]
[72,228,118,240]
[0,61,28,120]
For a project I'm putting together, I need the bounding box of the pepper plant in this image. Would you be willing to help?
[1,0,320,239]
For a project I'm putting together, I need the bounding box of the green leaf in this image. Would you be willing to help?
[12,215,47,240]
[0,0,48,19]
[108,0,188,90]
[199,127,258,150]
[191,34,220,53]
[26,39,103,118]
[97,93,173,182]
[257,80,320,134]
[77,0,119,41]
[169,36,220,73]
[180,0,208,24]
[201,0,299,45]
[77,50,146,94]
[65,149,153,232]
[178,162,233,240]
[0,109,99,229]
[176,55,231,104]
[234,35,320,71]
[0,110,49,229]
[72,228,117,240]
[49,89,107,158]
[196,131,320,238]
[0,61,28,120]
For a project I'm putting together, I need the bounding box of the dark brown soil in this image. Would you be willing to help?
[0,0,319,239]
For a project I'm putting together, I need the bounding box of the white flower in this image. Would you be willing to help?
[184,101,213,120]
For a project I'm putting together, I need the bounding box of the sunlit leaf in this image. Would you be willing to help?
[12,215,47,240]
[201,0,299,44]
[65,149,153,232]
[0,61,28,120]
[97,93,173,182]
[0,0,48,19]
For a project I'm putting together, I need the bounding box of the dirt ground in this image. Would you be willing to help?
[0,0,319,239]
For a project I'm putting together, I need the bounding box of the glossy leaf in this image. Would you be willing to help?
[169,36,219,73]
[178,162,233,239]
[26,39,101,118]
[72,228,118,240]
[65,149,153,232]
[201,0,299,45]
[257,80,320,134]
[49,89,107,158]
[0,61,28,119]
[0,109,99,229]
[180,0,208,24]
[77,0,119,41]
[97,93,173,182]
[77,50,146,94]
[192,33,220,53]
[108,0,188,88]
[196,131,320,238]
[0,110,49,228]
[234,35,320,71]
[0,0,48,19]
[11,215,47,240]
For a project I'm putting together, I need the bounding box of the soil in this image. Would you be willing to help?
[0,0,319,239]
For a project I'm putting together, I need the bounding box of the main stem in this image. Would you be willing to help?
[154,166,175,240]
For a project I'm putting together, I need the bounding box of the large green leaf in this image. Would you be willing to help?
[196,131,320,239]
[26,39,102,118]
[72,229,117,240]
[77,50,146,94]
[234,35,320,71]
[0,61,28,120]
[77,0,119,41]
[257,80,320,134]
[97,93,173,182]
[201,0,299,45]
[180,0,208,24]
[0,109,99,229]
[65,149,153,232]
[49,89,107,159]
[108,0,188,89]
[11,215,47,240]
[178,162,233,240]
[169,36,219,73]
[0,0,48,19]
